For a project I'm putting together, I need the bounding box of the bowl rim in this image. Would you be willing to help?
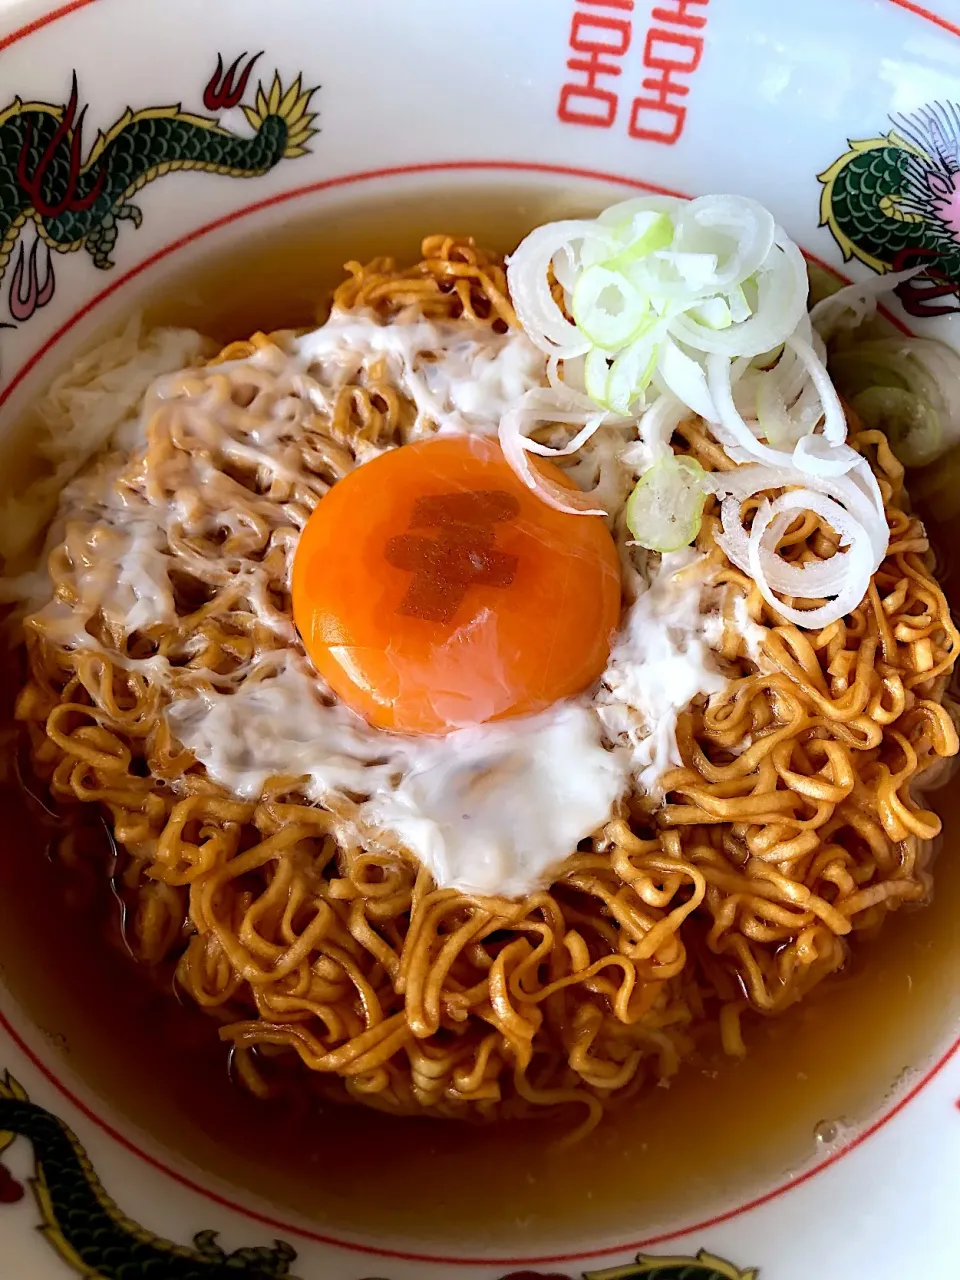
[885,0,960,41]
[1,0,959,1268]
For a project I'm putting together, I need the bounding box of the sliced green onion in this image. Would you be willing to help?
[756,375,798,448]
[829,349,908,397]
[584,346,613,408]
[852,386,942,468]
[625,455,708,552]
[828,336,960,468]
[583,336,658,413]
[652,250,719,289]
[507,195,829,485]
[690,296,732,330]
[752,342,785,371]
[602,213,674,270]
[572,265,651,351]
[607,339,658,414]
[650,293,678,318]
[658,334,717,422]
[727,283,752,323]
[741,274,760,312]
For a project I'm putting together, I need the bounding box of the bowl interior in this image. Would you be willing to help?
[2,177,959,1256]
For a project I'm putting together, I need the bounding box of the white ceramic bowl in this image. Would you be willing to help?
[1,2,959,1277]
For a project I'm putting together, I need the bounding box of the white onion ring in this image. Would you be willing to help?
[657,337,718,422]
[670,230,808,358]
[498,388,620,515]
[672,195,776,289]
[707,345,859,477]
[784,333,846,444]
[811,266,923,339]
[707,455,888,626]
[745,490,875,628]
[707,460,887,560]
[706,352,796,468]
[506,220,612,358]
[502,196,898,632]
[638,392,688,459]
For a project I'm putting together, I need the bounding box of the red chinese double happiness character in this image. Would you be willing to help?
[558,3,634,129]
[628,20,704,144]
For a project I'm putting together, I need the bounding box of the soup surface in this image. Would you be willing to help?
[1,182,958,1254]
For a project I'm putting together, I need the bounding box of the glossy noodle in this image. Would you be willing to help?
[13,235,960,1139]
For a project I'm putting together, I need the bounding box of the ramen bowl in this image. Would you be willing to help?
[0,1,959,1278]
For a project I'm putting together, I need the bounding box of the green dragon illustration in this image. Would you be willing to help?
[819,101,960,316]
[0,1070,760,1280]
[582,1251,758,1280]
[0,1071,301,1278]
[424,1251,758,1280]
[0,51,317,323]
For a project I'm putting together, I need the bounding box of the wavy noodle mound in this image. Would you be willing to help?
[13,236,960,1138]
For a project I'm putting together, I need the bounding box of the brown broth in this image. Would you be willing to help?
[1,182,959,1256]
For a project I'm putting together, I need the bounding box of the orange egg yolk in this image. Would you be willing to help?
[292,435,622,736]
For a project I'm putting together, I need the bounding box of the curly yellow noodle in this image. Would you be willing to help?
[14,235,960,1137]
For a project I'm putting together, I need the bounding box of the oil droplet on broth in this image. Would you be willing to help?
[814,1119,841,1146]
[813,1117,860,1155]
